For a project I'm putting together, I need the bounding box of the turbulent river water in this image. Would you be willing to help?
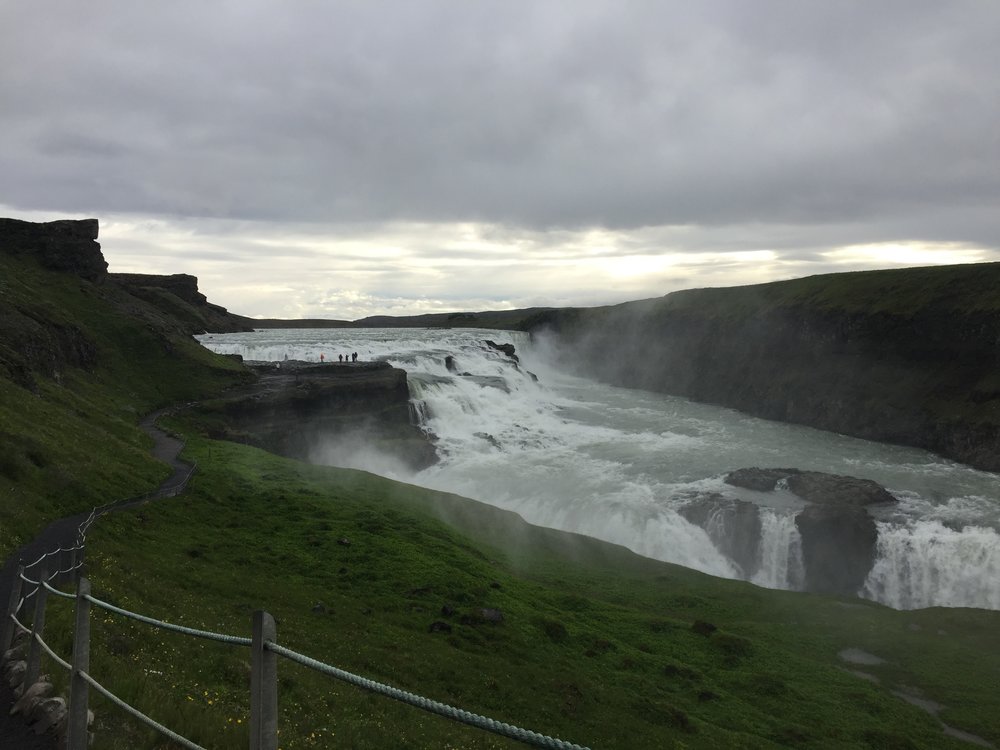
[198,328,1000,611]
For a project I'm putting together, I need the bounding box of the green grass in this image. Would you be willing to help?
[0,253,250,559]
[32,435,996,749]
[6,252,1000,748]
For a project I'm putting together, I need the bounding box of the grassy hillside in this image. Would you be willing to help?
[0,252,249,558]
[4,254,1000,748]
[34,436,1000,749]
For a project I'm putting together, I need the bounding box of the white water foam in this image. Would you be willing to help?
[863,521,1000,610]
[198,328,1000,610]
[751,509,805,590]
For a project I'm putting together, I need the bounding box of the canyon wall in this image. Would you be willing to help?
[524,263,1000,471]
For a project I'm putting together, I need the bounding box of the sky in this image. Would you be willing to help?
[2,1,998,320]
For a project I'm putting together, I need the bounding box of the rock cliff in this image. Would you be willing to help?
[0,218,107,281]
[678,468,897,596]
[192,360,437,471]
[524,263,1000,471]
[110,273,252,334]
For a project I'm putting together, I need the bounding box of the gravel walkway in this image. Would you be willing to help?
[0,410,189,748]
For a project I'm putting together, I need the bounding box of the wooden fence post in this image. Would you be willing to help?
[67,576,92,750]
[250,610,278,750]
[1,563,24,653]
[25,564,48,687]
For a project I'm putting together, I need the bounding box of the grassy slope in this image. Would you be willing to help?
[0,253,248,557]
[4,255,999,748]
[36,435,1000,750]
[636,262,1000,317]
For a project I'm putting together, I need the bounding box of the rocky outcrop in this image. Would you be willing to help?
[795,504,878,596]
[0,218,107,281]
[725,468,895,595]
[724,468,896,506]
[485,340,519,362]
[525,263,1000,471]
[0,309,98,387]
[679,469,896,595]
[112,273,209,306]
[677,493,761,576]
[194,360,437,470]
[110,273,252,334]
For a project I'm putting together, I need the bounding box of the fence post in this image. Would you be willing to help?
[73,544,85,585]
[67,577,92,750]
[1,563,24,653]
[25,564,49,687]
[250,610,278,750]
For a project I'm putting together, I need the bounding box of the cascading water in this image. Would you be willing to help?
[751,509,805,590]
[863,521,1000,609]
[198,328,1000,611]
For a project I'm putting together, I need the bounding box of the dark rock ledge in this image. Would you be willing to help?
[192,359,438,471]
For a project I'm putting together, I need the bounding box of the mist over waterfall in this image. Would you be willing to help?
[198,328,1000,611]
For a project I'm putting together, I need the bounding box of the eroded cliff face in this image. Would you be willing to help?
[110,273,252,334]
[0,218,107,281]
[193,360,437,471]
[0,218,253,388]
[526,264,1000,471]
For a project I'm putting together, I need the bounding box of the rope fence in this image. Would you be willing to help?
[2,419,592,750]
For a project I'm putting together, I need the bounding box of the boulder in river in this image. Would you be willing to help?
[677,493,761,577]
[795,503,879,595]
[724,467,895,596]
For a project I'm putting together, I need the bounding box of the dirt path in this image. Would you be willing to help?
[0,410,190,748]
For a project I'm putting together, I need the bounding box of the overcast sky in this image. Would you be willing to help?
[2,1,998,319]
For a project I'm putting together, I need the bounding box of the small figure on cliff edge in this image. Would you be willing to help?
[338,354,343,362]
[352,352,358,362]
[320,353,325,363]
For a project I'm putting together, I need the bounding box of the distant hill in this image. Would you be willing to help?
[235,307,554,330]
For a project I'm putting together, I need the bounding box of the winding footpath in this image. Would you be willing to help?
[0,410,189,749]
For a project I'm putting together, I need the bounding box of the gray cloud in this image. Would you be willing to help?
[3,1,997,229]
[1,2,998,317]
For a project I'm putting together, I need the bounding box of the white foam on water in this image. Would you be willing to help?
[863,521,1000,610]
[199,328,1000,609]
[751,509,805,590]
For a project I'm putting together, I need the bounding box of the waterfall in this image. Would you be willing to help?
[751,509,805,590]
[197,328,1000,611]
[863,521,1000,610]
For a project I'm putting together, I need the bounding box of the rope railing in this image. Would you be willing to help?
[18,572,41,587]
[2,411,591,750]
[84,594,252,647]
[79,669,208,750]
[31,631,72,672]
[267,640,591,750]
[42,578,76,600]
[7,571,591,750]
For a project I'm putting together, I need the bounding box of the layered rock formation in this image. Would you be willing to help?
[679,468,897,596]
[0,218,107,281]
[725,468,894,595]
[677,494,761,576]
[193,360,437,471]
[0,217,254,389]
[110,273,251,334]
[523,263,1000,471]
